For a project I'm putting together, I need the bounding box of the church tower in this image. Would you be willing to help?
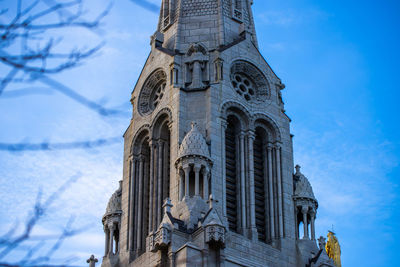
[100,1,336,266]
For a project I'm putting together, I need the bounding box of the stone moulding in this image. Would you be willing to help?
[205,224,225,248]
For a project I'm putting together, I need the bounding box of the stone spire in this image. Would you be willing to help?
[153,0,258,52]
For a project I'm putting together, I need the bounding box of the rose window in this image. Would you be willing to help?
[151,82,166,109]
[138,69,167,115]
[231,73,256,101]
[230,60,270,101]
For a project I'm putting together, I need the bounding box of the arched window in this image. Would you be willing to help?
[225,115,241,233]
[129,130,151,256]
[150,113,171,232]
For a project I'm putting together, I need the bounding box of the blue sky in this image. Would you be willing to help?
[0,0,399,266]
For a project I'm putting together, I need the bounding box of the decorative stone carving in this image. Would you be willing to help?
[178,122,210,160]
[205,224,225,245]
[138,69,167,115]
[293,165,318,205]
[185,44,209,90]
[103,181,122,224]
[231,73,256,101]
[202,197,226,248]
[182,0,218,17]
[230,60,270,101]
[149,223,171,252]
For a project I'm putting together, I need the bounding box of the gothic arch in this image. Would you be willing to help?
[151,107,172,139]
[229,59,271,101]
[130,124,150,155]
[149,107,171,233]
[187,43,207,56]
[252,113,281,141]
[220,100,251,129]
[229,56,272,86]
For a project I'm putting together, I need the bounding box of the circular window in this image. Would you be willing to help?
[231,73,256,101]
[230,61,270,101]
[138,69,167,115]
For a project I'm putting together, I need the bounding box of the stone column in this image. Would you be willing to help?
[163,140,169,201]
[239,132,246,231]
[179,168,184,200]
[129,158,136,251]
[157,141,164,226]
[267,144,275,240]
[275,143,284,238]
[109,224,115,255]
[247,131,257,239]
[136,156,144,251]
[221,119,227,218]
[295,207,299,239]
[302,206,309,239]
[104,226,109,256]
[194,164,201,196]
[133,159,139,252]
[183,165,190,197]
[203,168,209,199]
[310,209,316,241]
[149,141,155,234]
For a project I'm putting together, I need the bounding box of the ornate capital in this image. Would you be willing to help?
[267,142,273,151]
[274,141,282,150]
[247,130,255,140]
[194,164,202,172]
[301,206,309,214]
[220,118,228,129]
[309,208,316,217]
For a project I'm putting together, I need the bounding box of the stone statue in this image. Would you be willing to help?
[326,232,341,267]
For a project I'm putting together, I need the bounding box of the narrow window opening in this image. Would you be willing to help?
[225,116,240,233]
[189,169,195,196]
[254,128,266,242]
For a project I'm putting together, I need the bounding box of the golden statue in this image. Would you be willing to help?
[326,231,341,267]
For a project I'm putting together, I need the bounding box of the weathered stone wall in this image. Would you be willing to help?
[99,1,325,266]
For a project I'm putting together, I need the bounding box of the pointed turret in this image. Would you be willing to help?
[153,0,258,52]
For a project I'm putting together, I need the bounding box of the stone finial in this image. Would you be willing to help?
[163,198,173,213]
[178,121,211,160]
[295,165,301,175]
[318,236,326,250]
[86,255,98,267]
[207,194,218,209]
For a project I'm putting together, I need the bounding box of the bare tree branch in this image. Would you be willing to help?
[0,136,121,152]
[129,0,159,13]
[0,0,111,93]
[36,74,128,116]
[0,174,82,266]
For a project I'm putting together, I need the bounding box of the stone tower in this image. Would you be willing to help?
[100,1,336,266]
